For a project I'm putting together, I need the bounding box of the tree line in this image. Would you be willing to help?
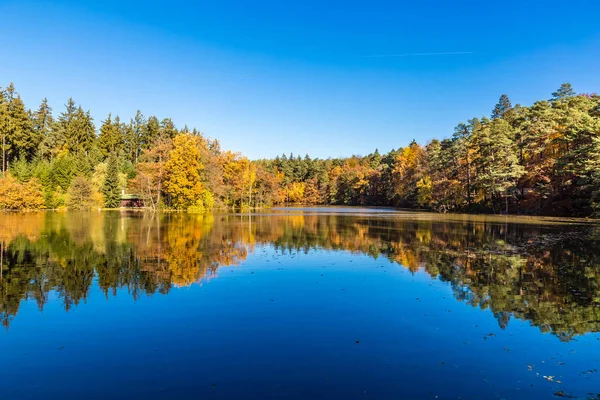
[1,82,599,215]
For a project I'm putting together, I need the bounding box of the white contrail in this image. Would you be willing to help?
[364,51,474,58]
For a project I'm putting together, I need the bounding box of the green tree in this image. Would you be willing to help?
[472,118,524,213]
[34,98,54,159]
[586,134,600,214]
[98,114,124,157]
[54,99,96,155]
[491,94,512,120]
[1,84,37,169]
[70,107,96,154]
[67,176,95,210]
[9,156,32,182]
[551,83,575,102]
[103,154,121,208]
[160,118,178,140]
[50,152,75,191]
[124,110,146,163]
[142,115,161,150]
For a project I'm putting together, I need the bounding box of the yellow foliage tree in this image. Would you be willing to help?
[416,175,433,207]
[393,141,427,205]
[0,174,45,210]
[164,134,212,211]
[222,153,256,208]
[287,181,305,203]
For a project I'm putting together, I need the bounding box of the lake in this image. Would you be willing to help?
[0,208,599,399]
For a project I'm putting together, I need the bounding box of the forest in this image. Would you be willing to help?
[1,82,599,216]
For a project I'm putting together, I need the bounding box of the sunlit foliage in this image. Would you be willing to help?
[0,82,599,215]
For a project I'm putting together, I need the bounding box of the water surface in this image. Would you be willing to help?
[0,209,599,399]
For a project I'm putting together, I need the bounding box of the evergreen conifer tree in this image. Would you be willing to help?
[103,153,121,208]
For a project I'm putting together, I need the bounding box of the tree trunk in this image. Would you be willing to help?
[2,134,5,176]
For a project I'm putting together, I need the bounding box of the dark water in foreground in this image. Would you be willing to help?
[0,208,599,399]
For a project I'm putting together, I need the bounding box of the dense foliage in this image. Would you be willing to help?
[1,82,599,215]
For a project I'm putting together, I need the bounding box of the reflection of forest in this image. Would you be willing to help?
[0,211,599,339]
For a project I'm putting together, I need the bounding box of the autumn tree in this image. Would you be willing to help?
[131,136,172,210]
[1,80,599,216]
[392,140,427,207]
[66,176,96,210]
[0,174,45,210]
[164,133,212,211]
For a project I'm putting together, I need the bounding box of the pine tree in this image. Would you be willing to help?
[48,98,75,158]
[9,156,32,182]
[552,83,575,102]
[35,98,55,159]
[160,118,177,140]
[98,114,124,157]
[471,118,524,213]
[126,110,146,162]
[54,99,96,155]
[0,86,8,174]
[1,84,36,165]
[73,151,92,177]
[70,107,96,154]
[369,148,381,168]
[50,153,75,190]
[492,94,512,119]
[103,153,121,208]
[141,115,160,150]
[451,122,474,207]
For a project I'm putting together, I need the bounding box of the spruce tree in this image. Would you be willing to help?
[73,151,92,177]
[2,84,36,163]
[35,98,55,159]
[127,110,146,162]
[491,94,512,119]
[0,89,7,174]
[98,114,124,157]
[160,118,177,140]
[9,156,32,182]
[142,115,160,150]
[103,153,121,208]
[51,153,75,191]
[71,107,96,154]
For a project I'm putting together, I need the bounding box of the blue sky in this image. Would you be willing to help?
[1,0,599,159]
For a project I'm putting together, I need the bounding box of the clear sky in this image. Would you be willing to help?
[1,0,599,159]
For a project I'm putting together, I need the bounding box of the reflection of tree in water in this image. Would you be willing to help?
[0,212,599,339]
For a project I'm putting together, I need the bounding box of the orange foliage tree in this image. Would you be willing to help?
[0,174,45,210]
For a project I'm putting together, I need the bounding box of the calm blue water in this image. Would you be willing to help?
[0,211,598,399]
